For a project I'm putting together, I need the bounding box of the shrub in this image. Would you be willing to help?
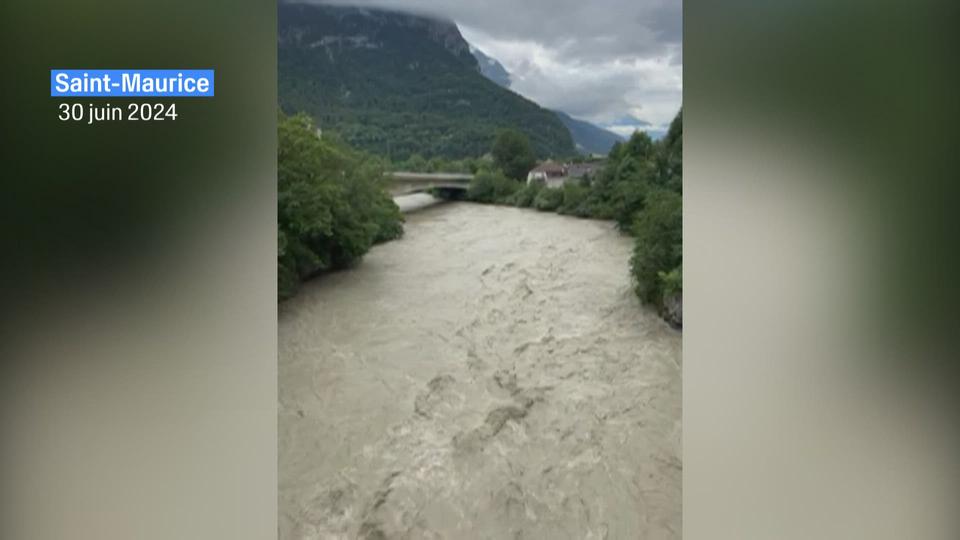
[466,170,521,204]
[576,194,616,220]
[557,182,590,216]
[505,180,544,207]
[532,187,564,211]
[611,179,649,231]
[630,188,682,304]
[278,112,403,301]
[659,265,682,296]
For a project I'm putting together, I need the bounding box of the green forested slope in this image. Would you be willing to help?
[278,3,575,160]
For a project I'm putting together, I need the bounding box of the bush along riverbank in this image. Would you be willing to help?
[278,112,404,300]
[460,111,683,328]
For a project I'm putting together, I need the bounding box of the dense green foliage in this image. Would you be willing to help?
[278,3,575,161]
[629,188,682,303]
[628,111,682,311]
[657,110,683,192]
[492,129,537,181]
[278,112,403,300]
[504,180,544,207]
[659,265,682,297]
[532,187,564,212]
[465,170,522,204]
[462,109,683,321]
[556,182,591,216]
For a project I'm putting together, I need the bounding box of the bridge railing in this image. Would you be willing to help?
[385,171,474,196]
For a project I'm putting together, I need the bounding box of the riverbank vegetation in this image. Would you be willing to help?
[278,112,403,300]
[460,110,683,326]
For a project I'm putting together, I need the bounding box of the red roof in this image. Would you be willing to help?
[531,162,566,175]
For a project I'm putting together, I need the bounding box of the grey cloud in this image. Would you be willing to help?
[304,0,682,128]
[312,0,681,62]
[508,62,642,120]
[648,0,682,44]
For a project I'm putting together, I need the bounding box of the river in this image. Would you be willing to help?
[279,198,682,539]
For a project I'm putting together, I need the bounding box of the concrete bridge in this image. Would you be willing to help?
[385,171,473,196]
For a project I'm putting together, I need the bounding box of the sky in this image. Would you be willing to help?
[314,0,682,136]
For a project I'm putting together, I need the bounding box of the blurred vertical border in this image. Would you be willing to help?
[685,0,959,538]
[0,1,276,539]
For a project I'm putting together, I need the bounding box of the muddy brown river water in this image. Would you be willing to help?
[279,198,681,539]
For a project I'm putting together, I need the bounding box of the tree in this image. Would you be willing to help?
[630,188,682,304]
[405,153,427,172]
[466,170,521,203]
[657,108,682,191]
[492,129,536,181]
[622,130,656,162]
[278,112,403,300]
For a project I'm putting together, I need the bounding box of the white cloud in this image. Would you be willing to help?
[460,25,681,129]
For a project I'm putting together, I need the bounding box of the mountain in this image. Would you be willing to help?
[470,46,511,88]
[278,2,575,160]
[465,46,625,155]
[607,114,652,128]
[553,110,626,155]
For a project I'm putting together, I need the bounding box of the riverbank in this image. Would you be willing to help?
[279,202,681,539]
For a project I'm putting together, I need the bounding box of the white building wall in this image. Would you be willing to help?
[527,171,547,184]
[545,177,567,188]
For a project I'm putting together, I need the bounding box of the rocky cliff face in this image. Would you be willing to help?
[470,46,512,88]
[422,17,473,58]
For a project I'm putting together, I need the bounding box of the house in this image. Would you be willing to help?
[526,161,568,187]
[566,161,605,180]
[527,160,606,187]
